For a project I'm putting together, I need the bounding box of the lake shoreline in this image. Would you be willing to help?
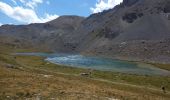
[1,51,169,99]
[82,52,170,71]
[14,52,170,76]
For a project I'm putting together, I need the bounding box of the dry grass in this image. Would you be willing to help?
[151,63,170,71]
[0,44,170,100]
[15,55,170,91]
[0,64,170,100]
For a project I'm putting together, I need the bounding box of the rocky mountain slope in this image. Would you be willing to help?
[76,0,170,63]
[0,0,170,63]
[0,16,85,52]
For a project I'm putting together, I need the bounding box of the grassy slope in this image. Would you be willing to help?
[0,44,170,100]
[151,63,170,71]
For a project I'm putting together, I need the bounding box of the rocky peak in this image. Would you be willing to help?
[46,15,85,29]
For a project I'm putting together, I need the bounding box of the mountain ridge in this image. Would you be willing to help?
[1,0,170,64]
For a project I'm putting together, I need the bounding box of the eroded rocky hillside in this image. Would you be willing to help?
[76,0,170,63]
[0,0,170,63]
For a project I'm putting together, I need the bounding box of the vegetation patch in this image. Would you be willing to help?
[151,63,170,71]
[0,44,170,99]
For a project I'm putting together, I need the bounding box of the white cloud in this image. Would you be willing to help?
[0,23,2,26]
[91,0,123,13]
[18,0,43,9]
[11,0,17,5]
[25,0,43,9]
[40,13,59,23]
[19,0,25,3]
[0,2,59,24]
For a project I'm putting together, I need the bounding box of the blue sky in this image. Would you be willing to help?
[0,0,122,25]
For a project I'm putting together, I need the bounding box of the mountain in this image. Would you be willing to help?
[0,0,170,63]
[75,0,170,63]
[0,16,85,52]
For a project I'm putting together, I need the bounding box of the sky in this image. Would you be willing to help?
[0,0,123,25]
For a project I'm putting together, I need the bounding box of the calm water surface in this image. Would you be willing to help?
[15,53,170,76]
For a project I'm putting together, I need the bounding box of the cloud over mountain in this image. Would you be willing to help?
[0,1,58,24]
[91,0,123,13]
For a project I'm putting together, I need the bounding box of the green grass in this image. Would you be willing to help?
[151,63,170,71]
[0,54,18,65]
[0,44,170,99]
[0,56,170,100]
[14,55,170,91]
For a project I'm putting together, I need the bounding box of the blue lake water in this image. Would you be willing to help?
[15,53,170,76]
